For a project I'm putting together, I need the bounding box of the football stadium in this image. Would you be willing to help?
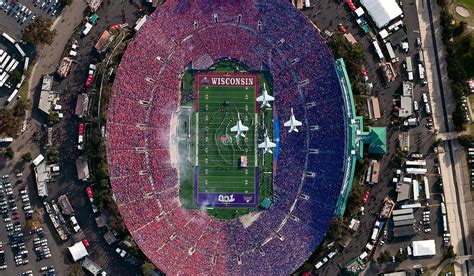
[107,0,354,274]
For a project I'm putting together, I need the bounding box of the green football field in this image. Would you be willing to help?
[196,85,257,195]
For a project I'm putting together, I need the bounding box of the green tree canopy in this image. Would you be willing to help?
[0,109,21,138]
[4,147,14,159]
[9,70,22,85]
[141,262,157,276]
[59,0,73,6]
[46,147,60,163]
[21,152,32,162]
[47,112,60,126]
[22,16,57,46]
[377,250,391,263]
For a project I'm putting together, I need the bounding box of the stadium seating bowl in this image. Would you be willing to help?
[107,0,347,274]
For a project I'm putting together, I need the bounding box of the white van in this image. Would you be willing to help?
[70,216,78,226]
[413,100,419,112]
[425,103,432,115]
[422,93,428,103]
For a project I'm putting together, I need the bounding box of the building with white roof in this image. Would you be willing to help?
[412,240,436,257]
[360,0,403,28]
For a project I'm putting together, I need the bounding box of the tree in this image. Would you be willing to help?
[13,98,31,118]
[9,70,22,85]
[46,147,59,163]
[458,135,474,148]
[47,112,60,126]
[59,0,73,6]
[393,149,407,165]
[377,250,390,263]
[21,152,32,162]
[329,33,367,96]
[141,262,156,276]
[0,109,21,138]
[327,217,346,242]
[4,147,14,159]
[445,245,456,259]
[452,108,466,132]
[345,181,365,217]
[434,138,444,147]
[453,21,467,37]
[22,16,56,46]
[395,249,408,263]
[67,263,83,276]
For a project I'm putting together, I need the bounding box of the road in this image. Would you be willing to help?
[416,0,474,275]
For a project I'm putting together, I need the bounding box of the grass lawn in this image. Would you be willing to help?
[440,262,455,275]
[450,0,474,28]
[454,0,474,11]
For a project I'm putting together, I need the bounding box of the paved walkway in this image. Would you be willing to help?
[437,132,460,141]
[434,255,474,275]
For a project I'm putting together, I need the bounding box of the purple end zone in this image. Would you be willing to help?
[194,166,259,208]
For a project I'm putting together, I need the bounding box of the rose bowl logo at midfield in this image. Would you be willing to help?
[218,194,235,203]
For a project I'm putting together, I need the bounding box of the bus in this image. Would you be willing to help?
[385,42,398,62]
[418,49,424,63]
[406,57,413,72]
[406,56,413,81]
[0,55,11,70]
[0,72,8,87]
[5,58,16,72]
[442,215,448,232]
[14,43,25,57]
[0,51,5,64]
[6,89,18,104]
[2,33,15,44]
[373,40,384,60]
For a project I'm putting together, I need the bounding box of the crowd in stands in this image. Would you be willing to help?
[107,0,347,274]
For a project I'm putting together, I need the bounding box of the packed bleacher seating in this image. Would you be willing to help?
[107,0,348,274]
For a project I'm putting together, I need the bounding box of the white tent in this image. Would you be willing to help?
[68,241,89,262]
[360,0,403,28]
[412,240,436,257]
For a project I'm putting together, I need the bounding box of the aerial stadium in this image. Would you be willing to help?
[106,0,366,274]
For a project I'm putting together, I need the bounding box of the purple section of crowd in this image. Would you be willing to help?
[107,0,347,274]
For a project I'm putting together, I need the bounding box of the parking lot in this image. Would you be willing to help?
[1,174,59,276]
[0,0,147,274]
[0,0,59,40]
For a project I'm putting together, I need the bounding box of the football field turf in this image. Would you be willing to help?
[195,74,258,207]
